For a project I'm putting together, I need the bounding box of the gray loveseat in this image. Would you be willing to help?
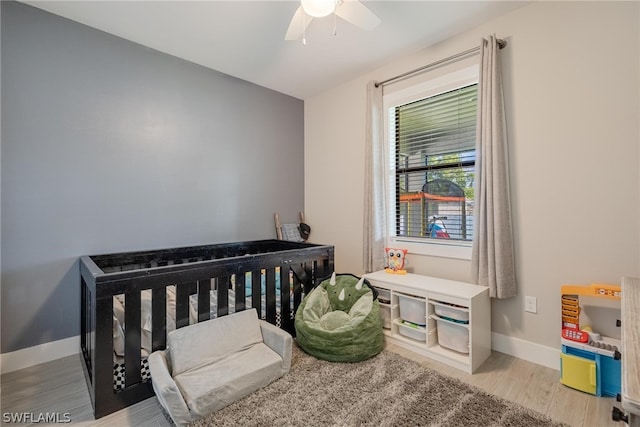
[148,308,292,426]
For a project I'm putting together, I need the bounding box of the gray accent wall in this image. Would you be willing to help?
[1,2,304,353]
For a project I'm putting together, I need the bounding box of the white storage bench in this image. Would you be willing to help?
[365,271,491,374]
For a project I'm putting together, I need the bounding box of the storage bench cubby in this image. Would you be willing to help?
[364,270,491,374]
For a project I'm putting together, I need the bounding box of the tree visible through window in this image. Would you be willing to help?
[392,83,477,242]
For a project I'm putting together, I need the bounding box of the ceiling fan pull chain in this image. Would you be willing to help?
[333,9,337,36]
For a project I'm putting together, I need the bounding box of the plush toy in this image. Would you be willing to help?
[385,248,408,274]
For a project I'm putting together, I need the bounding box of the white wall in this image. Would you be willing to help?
[305,1,640,351]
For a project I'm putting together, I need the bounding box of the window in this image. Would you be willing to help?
[384,66,478,259]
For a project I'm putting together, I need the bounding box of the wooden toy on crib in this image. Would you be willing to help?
[384,248,407,274]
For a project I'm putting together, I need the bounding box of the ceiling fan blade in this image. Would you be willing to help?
[285,6,313,40]
[335,0,381,31]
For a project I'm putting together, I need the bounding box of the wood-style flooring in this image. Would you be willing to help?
[0,342,623,427]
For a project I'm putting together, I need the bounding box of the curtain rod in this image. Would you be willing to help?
[375,38,506,88]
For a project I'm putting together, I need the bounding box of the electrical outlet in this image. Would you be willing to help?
[525,296,537,313]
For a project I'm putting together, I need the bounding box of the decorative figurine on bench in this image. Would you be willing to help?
[385,247,408,274]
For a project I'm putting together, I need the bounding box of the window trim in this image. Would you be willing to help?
[388,236,472,260]
[383,65,478,260]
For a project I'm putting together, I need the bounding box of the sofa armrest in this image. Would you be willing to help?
[259,320,292,372]
[148,351,192,426]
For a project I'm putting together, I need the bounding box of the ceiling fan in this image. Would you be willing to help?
[285,0,381,42]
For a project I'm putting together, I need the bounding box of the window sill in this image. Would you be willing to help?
[387,237,472,261]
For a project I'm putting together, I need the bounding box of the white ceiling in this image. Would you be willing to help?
[23,1,527,100]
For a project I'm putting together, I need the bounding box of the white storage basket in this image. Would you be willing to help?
[375,287,391,304]
[395,319,426,342]
[397,293,426,326]
[433,315,470,354]
[431,300,469,323]
[380,304,391,329]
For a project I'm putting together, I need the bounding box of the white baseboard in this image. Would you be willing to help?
[492,332,560,371]
[1,335,80,374]
[1,332,560,374]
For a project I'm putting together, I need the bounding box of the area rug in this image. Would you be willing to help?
[187,344,567,427]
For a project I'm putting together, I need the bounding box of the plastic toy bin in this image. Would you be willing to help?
[434,315,470,353]
[380,304,391,329]
[395,319,427,342]
[375,287,391,304]
[397,293,426,326]
[431,300,469,323]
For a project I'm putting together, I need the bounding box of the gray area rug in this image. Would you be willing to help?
[188,344,567,427]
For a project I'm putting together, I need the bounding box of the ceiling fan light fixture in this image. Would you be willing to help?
[301,0,336,18]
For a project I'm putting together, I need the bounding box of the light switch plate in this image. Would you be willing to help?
[525,296,537,313]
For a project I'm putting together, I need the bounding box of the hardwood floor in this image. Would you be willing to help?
[0,343,622,427]
[388,343,620,427]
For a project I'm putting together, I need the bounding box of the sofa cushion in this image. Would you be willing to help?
[173,342,284,417]
[168,309,263,375]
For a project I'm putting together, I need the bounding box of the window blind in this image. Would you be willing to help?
[395,84,477,161]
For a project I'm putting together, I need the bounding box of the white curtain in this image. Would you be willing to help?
[363,81,387,273]
[471,35,517,299]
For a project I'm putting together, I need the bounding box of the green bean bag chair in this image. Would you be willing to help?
[294,273,384,362]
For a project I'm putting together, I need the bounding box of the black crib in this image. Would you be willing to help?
[80,239,334,418]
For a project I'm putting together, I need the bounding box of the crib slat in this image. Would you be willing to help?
[151,287,167,352]
[311,260,321,288]
[314,261,322,289]
[251,271,262,318]
[293,268,303,312]
[216,277,229,317]
[265,268,277,324]
[322,257,335,284]
[124,292,142,387]
[280,267,292,333]
[235,273,246,312]
[197,279,211,322]
[175,283,191,329]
